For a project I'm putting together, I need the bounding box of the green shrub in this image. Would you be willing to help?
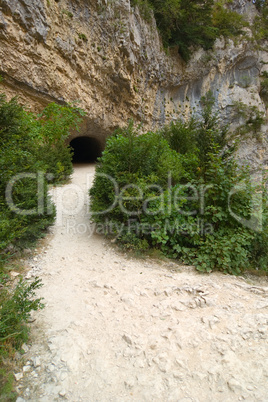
[90,99,268,275]
[35,101,84,182]
[253,0,268,41]
[132,0,247,61]
[62,9,73,18]
[232,101,265,138]
[260,71,268,106]
[161,118,198,155]
[77,32,88,42]
[90,120,184,226]
[0,94,84,258]
[0,278,44,348]
[0,95,53,257]
[0,369,16,402]
[130,0,153,21]
[0,278,44,400]
[212,2,246,38]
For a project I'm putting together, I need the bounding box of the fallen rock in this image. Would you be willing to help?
[14,373,23,381]
[122,334,132,345]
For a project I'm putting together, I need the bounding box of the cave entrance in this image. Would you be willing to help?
[69,136,103,163]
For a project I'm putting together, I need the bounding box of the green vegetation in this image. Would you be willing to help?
[232,101,266,139]
[0,89,84,399]
[90,95,268,275]
[260,71,268,106]
[253,0,268,42]
[0,278,44,348]
[130,0,153,21]
[130,0,246,61]
[238,74,252,89]
[77,32,88,42]
[62,9,74,18]
[0,94,84,257]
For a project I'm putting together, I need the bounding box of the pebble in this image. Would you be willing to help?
[46,363,56,373]
[21,344,29,353]
[120,294,134,306]
[124,379,135,389]
[23,365,31,373]
[60,372,68,381]
[228,378,243,393]
[164,288,173,296]
[14,373,23,381]
[256,301,268,309]
[10,271,20,278]
[173,371,184,380]
[32,356,41,367]
[171,303,185,311]
[122,334,132,345]
[140,291,149,297]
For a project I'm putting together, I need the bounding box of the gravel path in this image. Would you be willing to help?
[17,164,268,402]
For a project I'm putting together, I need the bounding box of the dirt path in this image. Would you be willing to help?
[17,164,268,402]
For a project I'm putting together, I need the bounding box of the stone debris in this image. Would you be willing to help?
[14,373,23,382]
[10,271,20,278]
[122,334,133,345]
[31,356,41,368]
[21,344,29,353]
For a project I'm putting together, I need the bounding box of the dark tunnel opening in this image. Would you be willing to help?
[69,136,103,163]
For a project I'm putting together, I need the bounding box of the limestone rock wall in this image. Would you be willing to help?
[0,0,267,165]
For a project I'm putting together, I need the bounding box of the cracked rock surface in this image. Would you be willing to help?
[0,0,267,168]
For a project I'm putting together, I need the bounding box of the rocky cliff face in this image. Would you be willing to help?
[0,0,267,166]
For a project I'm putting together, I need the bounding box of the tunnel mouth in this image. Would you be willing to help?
[69,136,103,163]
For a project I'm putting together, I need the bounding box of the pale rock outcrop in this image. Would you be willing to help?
[0,0,267,165]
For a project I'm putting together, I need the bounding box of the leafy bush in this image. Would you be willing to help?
[131,0,247,61]
[90,120,184,225]
[161,118,198,155]
[0,278,44,401]
[0,95,53,256]
[0,94,84,259]
[253,0,268,41]
[0,278,44,348]
[130,0,153,21]
[90,99,268,275]
[260,71,268,106]
[34,101,84,182]
[232,101,265,139]
[212,2,246,38]
[77,32,88,42]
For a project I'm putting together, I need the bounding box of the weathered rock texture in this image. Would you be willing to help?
[0,0,267,164]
